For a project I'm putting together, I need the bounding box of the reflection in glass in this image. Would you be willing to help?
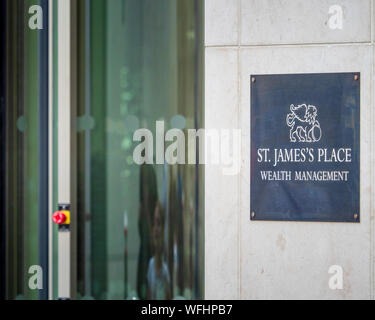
[75,0,204,300]
[3,0,49,300]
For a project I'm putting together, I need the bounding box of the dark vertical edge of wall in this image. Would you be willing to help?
[38,0,49,300]
[0,0,7,301]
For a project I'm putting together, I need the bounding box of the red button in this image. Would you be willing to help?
[52,211,67,225]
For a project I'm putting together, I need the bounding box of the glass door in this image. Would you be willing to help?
[71,0,205,300]
[1,0,204,300]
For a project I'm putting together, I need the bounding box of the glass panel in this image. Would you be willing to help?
[2,0,49,300]
[75,0,204,300]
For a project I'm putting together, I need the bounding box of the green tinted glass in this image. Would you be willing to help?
[75,0,204,300]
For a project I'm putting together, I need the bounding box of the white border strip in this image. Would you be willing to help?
[57,0,71,299]
[48,0,53,301]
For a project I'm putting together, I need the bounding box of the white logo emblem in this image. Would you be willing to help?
[286,104,322,143]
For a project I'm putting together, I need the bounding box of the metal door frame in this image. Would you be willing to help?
[52,0,77,300]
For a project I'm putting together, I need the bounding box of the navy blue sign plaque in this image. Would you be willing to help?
[250,73,360,222]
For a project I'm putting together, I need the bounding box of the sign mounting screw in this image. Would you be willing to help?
[354,213,358,220]
[354,75,359,81]
[251,77,256,83]
[251,211,255,219]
